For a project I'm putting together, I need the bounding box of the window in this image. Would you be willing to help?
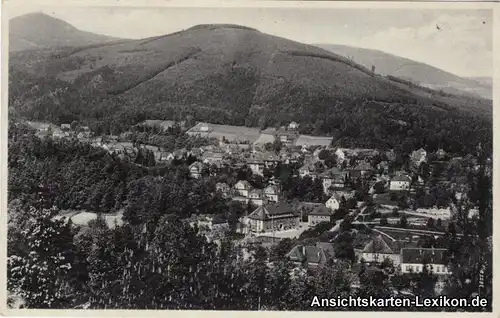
[406,265,411,271]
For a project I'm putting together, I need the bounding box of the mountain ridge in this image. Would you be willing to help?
[8,22,492,154]
[9,12,127,51]
[314,43,492,100]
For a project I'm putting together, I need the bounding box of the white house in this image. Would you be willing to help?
[234,180,253,197]
[298,164,316,178]
[189,162,204,179]
[264,185,280,203]
[308,205,332,226]
[288,121,299,130]
[360,235,402,267]
[335,148,346,163]
[389,175,412,191]
[410,148,427,167]
[325,194,343,211]
[248,189,266,206]
[400,248,450,275]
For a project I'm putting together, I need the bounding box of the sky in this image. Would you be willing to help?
[6,5,493,78]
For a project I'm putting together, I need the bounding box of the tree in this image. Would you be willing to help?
[380,216,388,226]
[399,214,408,228]
[334,232,355,263]
[426,218,435,230]
[318,149,329,161]
[8,206,82,308]
[272,139,282,153]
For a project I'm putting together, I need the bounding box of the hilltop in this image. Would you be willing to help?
[315,44,492,100]
[9,12,125,51]
[9,23,492,153]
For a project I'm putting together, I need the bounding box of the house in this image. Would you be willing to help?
[350,161,374,178]
[248,189,266,206]
[325,193,344,211]
[359,235,402,266]
[216,182,231,198]
[288,121,299,130]
[188,148,204,158]
[247,157,265,176]
[245,203,300,233]
[436,149,447,160]
[202,151,225,165]
[261,152,280,167]
[389,175,412,191]
[211,215,230,232]
[234,180,253,197]
[400,248,449,275]
[308,205,332,226]
[287,242,335,269]
[189,162,205,179]
[264,185,280,203]
[276,127,299,145]
[298,163,317,178]
[319,167,348,194]
[335,148,346,163]
[410,148,427,167]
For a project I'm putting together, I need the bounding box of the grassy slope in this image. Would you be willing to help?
[315,44,492,100]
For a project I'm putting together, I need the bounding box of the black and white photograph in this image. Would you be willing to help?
[3,0,495,314]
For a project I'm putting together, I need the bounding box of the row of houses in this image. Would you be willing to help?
[286,234,450,277]
[215,180,282,207]
[358,234,450,275]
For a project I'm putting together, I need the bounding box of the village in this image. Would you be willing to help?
[25,118,486,295]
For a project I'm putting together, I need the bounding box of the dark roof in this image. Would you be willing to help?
[391,175,412,182]
[354,161,373,171]
[287,245,328,266]
[248,203,298,221]
[362,235,397,254]
[316,242,335,258]
[264,185,279,194]
[401,248,448,265]
[309,205,332,216]
[320,167,347,179]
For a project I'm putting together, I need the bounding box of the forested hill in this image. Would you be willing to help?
[9,23,492,155]
[9,12,125,52]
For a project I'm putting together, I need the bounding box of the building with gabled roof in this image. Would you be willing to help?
[264,184,280,203]
[359,234,403,266]
[287,242,335,269]
[400,248,449,275]
[248,189,266,206]
[245,203,300,233]
[389,174,412,192]
[189,162,205,179]
[215,182,231,198]
[410,148,427,167]
[234,180,253,197]
[308,205,333,226]
[350,161,374,178]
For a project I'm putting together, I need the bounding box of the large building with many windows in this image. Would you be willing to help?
[245,203,300,233]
